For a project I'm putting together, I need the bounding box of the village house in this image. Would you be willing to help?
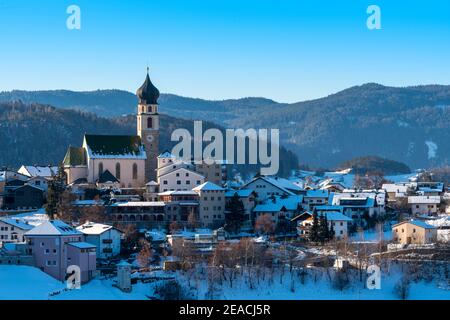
[0,218,34,243]
[416,182,445,196]
[77,222,122,259]
[332,190,386,219]
[382,183,414,202]
[193,182,226,229]
[158,190,199,225]
[157,165,205,192]
[292,211,352,239]
[392,220,437,245]
[106,201,166,228]
[408,195,441,216]
[2,184,45,211]
[303,189,330,211]
[24,220,97,283]
[253,195,303,225]
[194,160,228,186]
[243,175,303,202]
[225,189,256,231]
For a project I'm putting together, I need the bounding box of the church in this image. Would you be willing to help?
[63,70,160,189]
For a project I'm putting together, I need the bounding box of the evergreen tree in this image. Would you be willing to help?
[329,220,335,240]
[309,212,320,243]
[225,193,245,234]
[45,163,67,220]
[318,214,328,244]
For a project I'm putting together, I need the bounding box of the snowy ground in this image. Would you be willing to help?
[1,264,448,300]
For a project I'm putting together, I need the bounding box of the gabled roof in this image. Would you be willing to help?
[97,169,119,183]
[254,195,303,212]
[393,220,437,230]
[0,218,34,230]
[408,196,441,204]
[77,222,121,235]
[305,189,329,198]
[193,181,224,191]
[18,165,58,178]
[158,150,176,158]
[225,189,254,198]
[63,147,87,167]
[25,220,81,236]
[291,210,351,222]
[84,134,146,159]
[244,176,302,196]
[158,166,204,180]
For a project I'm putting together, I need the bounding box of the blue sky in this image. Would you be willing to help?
[0,0,449,102]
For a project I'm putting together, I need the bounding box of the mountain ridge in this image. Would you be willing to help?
[1,83,449,169]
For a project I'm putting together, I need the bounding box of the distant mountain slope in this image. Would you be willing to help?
[338,156,411,175]
[1,83,450,169]
[0,101,298,178]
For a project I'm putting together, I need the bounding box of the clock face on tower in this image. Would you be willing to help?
[146,134,154,143]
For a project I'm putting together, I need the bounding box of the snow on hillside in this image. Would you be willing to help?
[1,264,449,300]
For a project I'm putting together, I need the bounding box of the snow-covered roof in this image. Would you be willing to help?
[145,229,166,241]
[9,209,48,227]
[193,181,225,192]
[417,182,444,193]
[158,190,198,196]
[158,166,204,181]
[84,134,147,159]
[408,196,441,204]
[225,189,254,198]
[0,218,34,230]
[394,220,437,230]
[117,260,132,267]
[18,165,58,178]
[158,150,176,158]
[146,180,158,186]
[109,201,165,207]
[295,211,352,222]
[315,205,345,213]
[72,200,104,206]
[305,189,329,198]
[67,242,96,249]
[262,176,302,192]
[382,183,410,193]
[253,195,303,212]
[25,220,81,236]
[320,211,352,221]
[77,222,120,235]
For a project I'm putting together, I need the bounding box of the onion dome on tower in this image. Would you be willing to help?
[136,67,160,104]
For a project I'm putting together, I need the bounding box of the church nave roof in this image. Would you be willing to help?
[84,134,146,159]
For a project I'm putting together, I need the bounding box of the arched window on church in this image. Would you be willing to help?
[132,163,138,180]
[115,163,121,180]
[147,117,153,129]
[98,162,103,176]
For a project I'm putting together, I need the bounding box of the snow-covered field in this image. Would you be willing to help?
[1,264,448,300]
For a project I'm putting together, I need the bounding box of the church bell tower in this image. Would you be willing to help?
[136,68,160,182]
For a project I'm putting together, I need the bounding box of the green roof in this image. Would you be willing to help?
[84,134,145,158]
[63,147,87,166]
